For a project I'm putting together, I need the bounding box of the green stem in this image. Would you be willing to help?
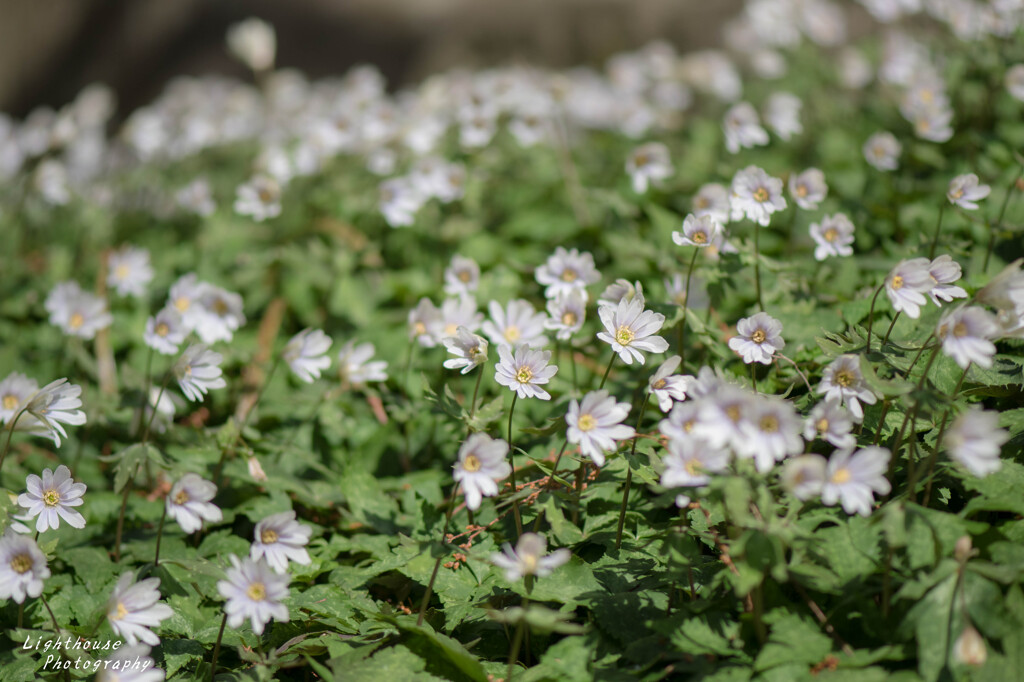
[0,405,30,477]
[615,398,648,549]
[982,171,1021,272]
[864,283,886,354]
[153,502,168,566]
[506,597,529,682]
[114,481,132,562]
[882,311,902,347]
[417,480,461,626]
[679,247,701,361]
[928,204,945,260]
[465,368,484,438]
[140,371,173,445]
[753,221,764,312]
[507,393,523,536]
[40,594,61,633]
[210,611,228,682]
[922,363,970,507]
[598,353,616,390]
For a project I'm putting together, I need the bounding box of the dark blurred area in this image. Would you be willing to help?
[0,0,743,118]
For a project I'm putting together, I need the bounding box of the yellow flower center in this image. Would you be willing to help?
[726,405,742,423]
[516,366,533,384]
[831,468,851,484]
[796,184,808,198]
[684,460,703,476]
[634,152,650,167]
[69,313,84,330]
[174,297,191,312]
[950,188,963,200]
[43,490,60,507]
[561,269,578,282]
[2,395,18,411]
[174,490,190,505]
[953,322,968,338]
[683,420,695,433]
[258,187,275,203]
[261,529,279,544]
[695,197,709,209]
[457,270,472,283]
[213,299,229,315]
[504,326,521,342]
[835,370,855,388]
[751,329,766,344]
[115,264,131,280]
[414,321,427,335]
[615,325,635,345]
[114,602,129,620]
[753,187,769,203]
[521,554,538,575]
[652,378,667,390]
[10,554,32,575]
[816,418,830,433]
[577,414,598,432]
[156,322,170,337]
[561,312,578,326]
[463,454,482,472]
[823,228,838,242]
[445,323,458,337]
[760,416,779,433]
[247,582,267,601]
[692,231,708,244]
[890,275,904,290]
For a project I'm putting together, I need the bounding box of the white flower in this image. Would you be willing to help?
[804,400,856,450]
[780,454,827,500]
[176,178,216,217]
[251,511,312,574]
[443,327,489,374]
[912,105,953,143]
[22,378,87,447]
[544,290,587,341]
[174,344,226,402]
[946,409,1009,477]
[0,372,37,424]
[736,396,803,472]
[44,281,112,340]
[764,92,803,140]
[17,465,86,532]
[672,214,722,248]
[626,142,673,193]
[822,447,891,516]
[927,255,968,306]
[788,168,828,210]
[194,285,246,344]
[664,273,709,310]
[490,533,570,582]
[494,344,557,400]
[337,341,388,384]
[453,434,511,511]
[597,279,644,309]
[690,185,731,231]
[408,298,442,348]
[1006,64,1024,102]
[729,165,787,226]
[648,355,694,412]
[144,308,187,356]
[482,299,548,349]
[810,213,856,261]
[217,556,289,635]
[95,644,165,682]
[535,247,601,299]
[565,390,635,467]
[107,246,153,298]
[234,175,282,222]
[817,355,877,421]
[0,532,50,603]
[597,297,669,365]
[226,17,276,72]
[283,329,332,383]
[379,177,424,228]
[107,574,174,646]
[937,307,1000,369]
[722,102,769,154]
[138,387,177,436]
[947,173,991,210]
[167,473,222,534]
[838,47,873,89]
[435,296,484,340]
[166,273,210,331]
[443,255,481,297]
[885,258,934,318]
[695,385,755,453]
[661,435,729,489]
[728,312,785,365]
[863,132,901,171]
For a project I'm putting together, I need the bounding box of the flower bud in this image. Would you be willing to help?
[954,536,974,563]
[954,625,987,667]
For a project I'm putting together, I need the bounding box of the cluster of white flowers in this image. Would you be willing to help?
[884,255,968,319]
[0,374,87,447]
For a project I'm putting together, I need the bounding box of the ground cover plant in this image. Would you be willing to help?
[2,2,1024,680]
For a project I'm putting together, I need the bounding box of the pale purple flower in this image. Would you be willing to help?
[44,280,112,340]
[565,390,635,467]
[736,396,803,472]
[0,372,37,424]
[22,378,87,447]
[661,435,729,489]
[648,355,694,412]
[482,299,548,349]
[885,258,934,318]
[435,296,484,340]
[107,574,174,646]
[626,142,673,193]
[251,511,312,574]
[0,532,49,603]
[863,132,901,171]
[443,327,489,374]
[789,168,827,210]
[822,447,891,516]
[804,400,856,450]
[282,328,332,383]
[694,385,755,453]
[408,298,441,348]
[810,213,855,261]
[443,255,480,297]
[217,556,289,635]
[817,355,877,421]
[193,285,246,344]
[597,297,669,365]
[234,175,281,222]
[17,465,86,532]
[946,409,1009,477]
[672,214,722,248]
[544,290,587,341]
[491,533,570,582]
[107,246,153,298]
[692,183,731,225]
[535,247,601,299]
[764,92,803,140]
[167,474,222,534]
[927,255,968,306]
[597,279,644,309]
[453,433,511,511]
[937,307,1000,369]
[144,308,187,356]
[947,173,991,210]
[728,312,784,365]
[494,344,557,400]
[337,341,388,384]
[174,344,226,402]
[722,102,769,154]
[729,166,787,226]
[781,454,827,500]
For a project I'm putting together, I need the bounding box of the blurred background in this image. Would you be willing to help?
[0,0,746,117]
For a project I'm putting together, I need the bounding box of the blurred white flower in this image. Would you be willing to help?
[673,214,722,248]
[566,390,635,467]
[817,355,877,421]
[781,454,827,500]
[822,447,891,516]
[544,290,587,341]
[626,142,673,193]
[453,433,511,511]
[946,409,1009,477]
[535,247,601,300]
[936,307,999,369]
[863,131,901,171]
[174,344,227,402]
[251,510,312,574]
[107,246,153,298]
[885,258,934,318]
[810,213,856,261]
[234,175,282,222]
[176,178,216,217]
[648,355,694,413]
[0,372,37,424]
[443,255,481,297]
[722,102,769,154]
[947,173,991,210]
[227,17,276,72]
[764,92,803,140]
[107,573,174,646]
[44,281,112,340]
[491,533,570,582]
[804,399,856,450]
[167,473,222,534]
[22,378,87,447]
[144,308,187,356]
[482,299,548,349]
[730,165,787,226]
[337,341,388,384]
[443,327,489,374]
[283,328,332,383]
[0,532,50,603]
[788,168,827,210]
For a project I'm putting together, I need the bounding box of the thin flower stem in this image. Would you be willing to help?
[153,502,168,567]
[210,611,228,682]
[598,354,616,390]
[18,602,23,629]
[531,440,570,534]
[922,363,971,506]
[465,368,485,438]
[507,393,523,536]
[679,248,700,361]
[982,170,1022,272]
[864,283,886,354]
[114,481,132,562]
[774,353,813,394]
[40,594,61,633]
[882,311,901,347]
[615,396,648,549]
[572,464,585,526]
[417,480,461,626]
[403,342,417,395]
[872,400,891,446]
[137,345,154,441]
[140,371,173,445]
[215,356,281,486]
[0,404,30,477]
[753,222,764,312]
[927,204,945,260]
[570,345,579,394]
[750,365,758,394]
[506,600,528,682]
[887,347,941,488]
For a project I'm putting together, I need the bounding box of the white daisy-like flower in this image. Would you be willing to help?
[379,177,424,228]
[728,312,785,365]
[565,390,635,467]
[780,454,827,500]
[408,298,442,348]
[194,285,246,344]
[166,473,222,534]
[144,307,187,356]
[661,435,729,490]
[626,142,674,194]
[694,385,755,453]
[107,246,154,298]
[217,555,289,635]
[937,307,1000,370]
[788,168,828,210]
[0,532,50,603]
[443,327,489,374]
[809,213,856,261]
[947,173,991,210]
[822,447,891,516]
[535,247,601,300]
[226,17,276,72]
[692,183,732,225]
[597,279,644,309]
[817,355,877,421]
[234,175,282,222]
[282,328,332,383]
[434,296,484,340]
[885,257,934,318]
[863,131,902,171]
[174,344,226,402]
[21,378,87,447]
[44,280,113,340]
[648,355,694,413]
[736,396,803,473]
[764,92,803,140]
[1006,64,1024,102]
[17,465,86,532]
[596,296,669,365]
[838,47,873,90]
[803,399,856,450]
[482,299,548,349]
[0,372,37,424]
[443,255,481,297]
[250,510,312,574]
[729,165,787,226]
[453,433,511,511]
[337,341,388,384]
[672,214,722,248]
[544,290,587,341]
[176,178,216,217]
[660,400,704,444]
[945,409,1009,478]
[927,255,968,306]
[494,344,557,400]
[722,102,769,154]
[107,573,174,646]
[95,644,165,682]
[166,273,210,331]
[490,533,570,582]
[912,105,953,143]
